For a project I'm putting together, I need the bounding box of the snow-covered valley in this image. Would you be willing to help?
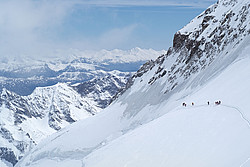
[12,0,250,166]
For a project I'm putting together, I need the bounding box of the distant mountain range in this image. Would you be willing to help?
[0,48,164,95]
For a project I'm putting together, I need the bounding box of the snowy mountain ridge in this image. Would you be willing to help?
[112,0,250,102]
[150,0,249,88]
[14,0,250,166]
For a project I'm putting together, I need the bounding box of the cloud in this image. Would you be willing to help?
[0,0,141,56]
[0,0,72,56]
[68,24,138,50]
[98,24,138,49]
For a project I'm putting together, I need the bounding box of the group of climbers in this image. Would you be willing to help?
[182,100,222,107]
[182,102,195,107]
[215,101,221,105]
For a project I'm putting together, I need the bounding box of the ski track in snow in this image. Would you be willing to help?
[221,104,250,129]
[179,104,250,128]
[240,157,250,167]
[179,103,250,167]
[221,104,250,167]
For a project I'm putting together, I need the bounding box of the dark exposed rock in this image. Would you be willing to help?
[0,128,14,143]
[0,147,18,166]
[173,33,189,51]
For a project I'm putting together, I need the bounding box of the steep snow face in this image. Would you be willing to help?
[0,83,100,166]
[14,0,250,166]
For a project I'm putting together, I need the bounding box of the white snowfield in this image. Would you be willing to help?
[15,0,250,166]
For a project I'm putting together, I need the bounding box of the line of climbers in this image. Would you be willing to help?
[182,100,221,107]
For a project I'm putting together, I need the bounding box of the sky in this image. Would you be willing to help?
[0,0,217,57]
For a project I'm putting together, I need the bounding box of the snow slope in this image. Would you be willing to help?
[81,47,250,167]
[15,0,250,166]
[15,40,250,167]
